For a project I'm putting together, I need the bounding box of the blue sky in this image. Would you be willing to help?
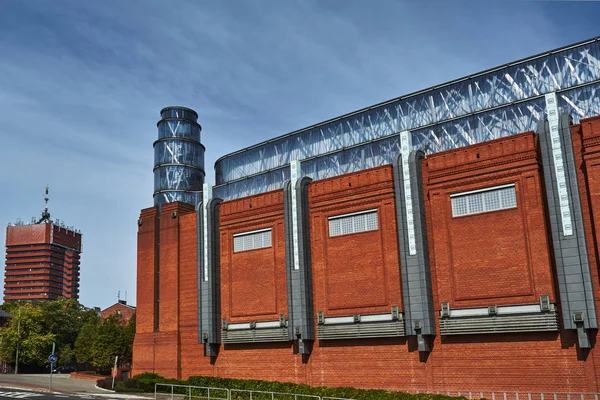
[1,1,599,309]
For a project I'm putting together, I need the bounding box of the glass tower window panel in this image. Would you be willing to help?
[214,40,600,186]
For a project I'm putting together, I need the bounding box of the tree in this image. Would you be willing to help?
[90,314,128,369]
[57,344,76,367]
[0,302,56,366]
[0,299,98,369]
[0,301,136,372]
[74,314,99,365]
[122,313,136,365]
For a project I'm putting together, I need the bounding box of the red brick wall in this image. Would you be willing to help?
[220,191,288,323]
[309,166,403,316]
[100,303,136,322]
[51,225,82,252]
[573,116,600,390]
[133,207,158,374]
[5,224,50,246]
[133,117,600,392]
[425,132,555,308]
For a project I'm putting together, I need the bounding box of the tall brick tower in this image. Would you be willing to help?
[3,187,82,301]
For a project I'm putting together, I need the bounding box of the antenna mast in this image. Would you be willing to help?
[37,186,51,224]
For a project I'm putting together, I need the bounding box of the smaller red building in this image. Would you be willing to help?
[101,300,136,322]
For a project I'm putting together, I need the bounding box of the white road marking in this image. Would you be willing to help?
[0,391,43,399]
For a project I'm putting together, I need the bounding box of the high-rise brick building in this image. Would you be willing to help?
[4,189,82,302]
[134,37,600,392]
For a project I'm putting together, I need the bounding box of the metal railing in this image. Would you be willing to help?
[399,389,600,400]
[156,383,600,400]
[155,383,229,400]
[230,389,320,400]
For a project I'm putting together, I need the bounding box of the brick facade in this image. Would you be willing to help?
[4,223,82,301]
[100,302,136,322]
[133,116,600,393]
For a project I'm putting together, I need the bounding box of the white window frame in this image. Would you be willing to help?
[450,184,517,217]
[233,228,272,252]
[328,209,379,237]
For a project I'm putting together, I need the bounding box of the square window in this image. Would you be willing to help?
[484,190,501,211]
[500,187,517,208]
[451,196,467,216]
[468,193,483,214]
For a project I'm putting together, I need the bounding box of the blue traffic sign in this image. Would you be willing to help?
[48,354,57,363]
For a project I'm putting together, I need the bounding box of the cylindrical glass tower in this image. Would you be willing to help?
[153,106,205,207]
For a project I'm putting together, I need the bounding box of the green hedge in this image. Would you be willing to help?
[99,373,462,400]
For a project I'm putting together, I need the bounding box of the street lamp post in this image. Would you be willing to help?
[14,304,21,375]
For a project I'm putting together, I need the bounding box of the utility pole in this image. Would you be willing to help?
[14,304,21,374]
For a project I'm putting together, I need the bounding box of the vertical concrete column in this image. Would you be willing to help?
[539,94,597,348]
[392,131,435,352]
[284,160,314,354]
[197,183,223,357]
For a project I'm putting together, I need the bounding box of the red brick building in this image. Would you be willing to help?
[101,300,136,322]
[133,114,600,393]
[4,221,82,302]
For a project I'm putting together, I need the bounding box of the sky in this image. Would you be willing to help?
[0,0,599,309]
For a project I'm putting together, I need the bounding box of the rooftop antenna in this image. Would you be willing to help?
[118,291,121,302]
[37,186,51,224]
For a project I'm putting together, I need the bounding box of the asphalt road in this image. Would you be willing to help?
[0,388,120,400]
[0,375,104,395]
[0,375,151,400]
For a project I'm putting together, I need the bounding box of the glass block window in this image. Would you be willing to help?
[233,229,272,252]
[329,210,378,237]
[451,185,517,217]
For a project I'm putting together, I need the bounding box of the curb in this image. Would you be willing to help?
[94,385,116,393]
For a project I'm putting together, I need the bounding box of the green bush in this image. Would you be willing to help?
[105,373,461,400]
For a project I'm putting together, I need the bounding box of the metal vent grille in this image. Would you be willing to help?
[329,210,378,237]
[317,319,405,340]
[440,310,559,335]
[451,185,517,217]
[222,327,289,344]
[233,229,272,252]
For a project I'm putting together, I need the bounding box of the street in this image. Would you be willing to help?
[0,375,150,400]
[0,389,98,400]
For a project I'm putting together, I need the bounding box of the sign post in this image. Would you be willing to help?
[48,342,57,391]
[111,356,119,389]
